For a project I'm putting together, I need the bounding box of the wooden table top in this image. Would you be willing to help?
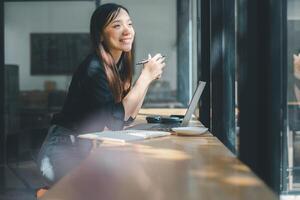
[41,109,278,200]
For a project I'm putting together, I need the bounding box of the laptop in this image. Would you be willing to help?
[126,81,206,131]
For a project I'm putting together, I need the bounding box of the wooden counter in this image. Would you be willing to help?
[41,109,278,200]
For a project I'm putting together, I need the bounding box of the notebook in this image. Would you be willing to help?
[126,81,206,131]
[78,129,171,143]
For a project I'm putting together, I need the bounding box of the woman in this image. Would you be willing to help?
[38,3,165,184]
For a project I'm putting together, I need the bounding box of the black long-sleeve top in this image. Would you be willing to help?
[51,52,126,133]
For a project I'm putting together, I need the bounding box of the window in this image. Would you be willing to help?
[285,0,300,193]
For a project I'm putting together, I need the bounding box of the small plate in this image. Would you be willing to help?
[172,127,208,136]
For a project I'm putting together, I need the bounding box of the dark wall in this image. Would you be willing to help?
[237,0,285,193]
[199,0,236,153]
[210,0,236,153]
[198,0,211,130]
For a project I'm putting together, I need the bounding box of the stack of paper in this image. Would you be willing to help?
[78,129,171,143]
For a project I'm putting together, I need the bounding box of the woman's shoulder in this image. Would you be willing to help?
[76,52,104,76]
[86,52,105,75]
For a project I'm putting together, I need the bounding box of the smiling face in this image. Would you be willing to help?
[102,8,135,57]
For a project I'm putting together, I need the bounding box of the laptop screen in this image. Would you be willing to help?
[181,81,206,126]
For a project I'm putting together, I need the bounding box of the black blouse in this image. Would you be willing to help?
[51,52,125,132]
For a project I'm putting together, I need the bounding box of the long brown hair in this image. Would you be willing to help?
[90,3,133,103]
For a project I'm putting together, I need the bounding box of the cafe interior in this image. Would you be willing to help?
[0,0,298,199]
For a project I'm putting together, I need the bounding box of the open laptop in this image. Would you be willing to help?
[126,81,206,131]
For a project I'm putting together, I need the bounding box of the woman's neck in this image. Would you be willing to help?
[110,50,122,64]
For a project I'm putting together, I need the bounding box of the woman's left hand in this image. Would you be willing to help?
[141,53,166,83]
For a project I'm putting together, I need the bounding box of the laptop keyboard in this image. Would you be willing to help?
[126,123,181,131]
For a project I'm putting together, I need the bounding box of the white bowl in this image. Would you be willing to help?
[171,127,208,136]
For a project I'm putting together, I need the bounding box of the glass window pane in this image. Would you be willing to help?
[286,0,300,193]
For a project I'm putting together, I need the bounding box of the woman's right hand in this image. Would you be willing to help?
[141,53,166,83]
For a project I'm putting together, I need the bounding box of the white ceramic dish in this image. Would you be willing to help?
[171,127,208,136]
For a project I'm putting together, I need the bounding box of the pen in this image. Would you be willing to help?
[136,55,166,65]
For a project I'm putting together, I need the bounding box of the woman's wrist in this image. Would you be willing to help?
[139,70,153,85]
